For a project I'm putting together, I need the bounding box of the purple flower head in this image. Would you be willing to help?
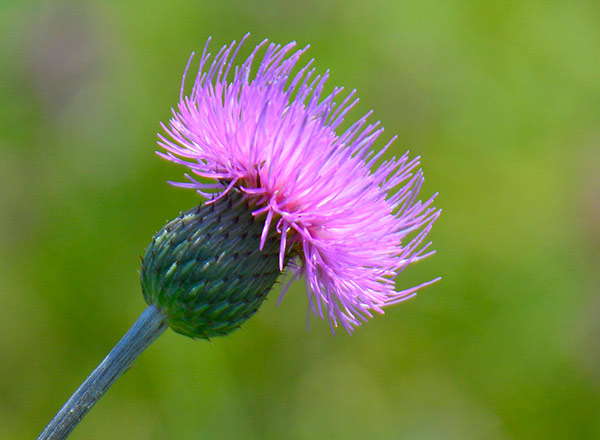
[158,35,440,333]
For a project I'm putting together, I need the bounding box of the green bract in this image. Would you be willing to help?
[140,191,281,339]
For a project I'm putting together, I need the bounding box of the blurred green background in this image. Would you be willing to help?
[1,0,599,439]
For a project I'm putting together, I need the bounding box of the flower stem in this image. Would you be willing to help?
[37,305,168,440]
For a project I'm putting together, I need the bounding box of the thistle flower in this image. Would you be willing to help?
[38,36,441,440]
[155,35,440,333]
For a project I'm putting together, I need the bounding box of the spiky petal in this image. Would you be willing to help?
[158,35,440,332]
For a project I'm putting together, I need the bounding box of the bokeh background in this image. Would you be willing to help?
[1,1,600,439]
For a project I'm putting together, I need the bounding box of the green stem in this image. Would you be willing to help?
[37,305,168,440]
